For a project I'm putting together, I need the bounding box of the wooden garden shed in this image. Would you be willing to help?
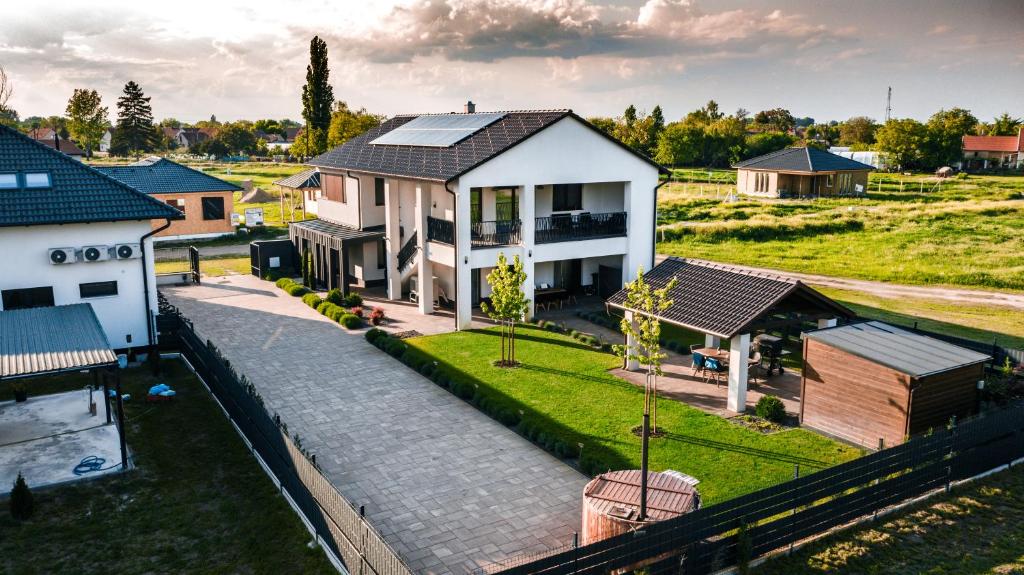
[800,321,991,449]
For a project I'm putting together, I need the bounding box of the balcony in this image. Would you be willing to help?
[471,219,521,249]
[535,211,627,244]
[426,216,455,245]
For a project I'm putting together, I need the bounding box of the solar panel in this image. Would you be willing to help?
[370,113,505,147]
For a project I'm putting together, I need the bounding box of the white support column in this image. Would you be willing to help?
[415,183,433,315]
[625,310,640,371]
[520,183,536,319]
[455,182,473,330]
[705,334,721,348]
[817,318,838,329]
[727,333,751,413]
[384,179,401,300]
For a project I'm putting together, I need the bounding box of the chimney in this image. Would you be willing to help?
[464,100,476,114]
[54,132,60,152]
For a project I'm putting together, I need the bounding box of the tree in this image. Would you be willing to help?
[0,65,15,127]
[9,472,33,520]
[159,117,182,129]
[744,132,795,159]
[301,36,334,157]
[838,116,877,146]
[216,123,258,155]
[327,101,383,148]
[64,89,108,157]
[288,127,324,159]
[111,81,157,156]
[924,107,978,168]
[753,108,795,133]
[987,113,1021,136]
[647,105,665,154]
[655,121,705,166]
[613,267,676,520]
[480,253,530,368]
[587,117,616,136]
[875,118,927,170]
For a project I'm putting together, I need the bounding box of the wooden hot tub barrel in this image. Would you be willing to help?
[582,469,699,545]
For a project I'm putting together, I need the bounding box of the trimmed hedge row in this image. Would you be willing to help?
[364,328,610,476]
[531,319,611,352]
[273,279,365,330]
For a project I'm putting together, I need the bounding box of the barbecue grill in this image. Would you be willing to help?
[754,334,787,376]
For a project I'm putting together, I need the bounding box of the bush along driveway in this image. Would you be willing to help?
[372,324,862,506]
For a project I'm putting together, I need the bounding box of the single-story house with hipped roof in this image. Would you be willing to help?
[734,147,874,198]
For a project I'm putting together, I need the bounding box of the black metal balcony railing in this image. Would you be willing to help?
[471,219,522,248]
[535,211,627,244]
[397,231,418,270]
[426,216,455,246]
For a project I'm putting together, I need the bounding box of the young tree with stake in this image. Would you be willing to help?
[481,253,530,367]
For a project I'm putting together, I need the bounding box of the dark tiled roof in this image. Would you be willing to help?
[0,304,118,378]
[805,321,990,378]
[95,157,242,195]
[734,147,875,172]
[275,168,320,189]
[308,110,668,182]
[35,138,85,157]
[0,125,183,227]
[606,257,854,338]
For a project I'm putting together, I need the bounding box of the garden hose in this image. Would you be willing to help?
[72,455,122,476]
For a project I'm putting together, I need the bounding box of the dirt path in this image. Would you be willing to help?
[657,255,1024,311]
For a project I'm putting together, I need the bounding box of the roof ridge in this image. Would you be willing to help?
[681,257,798,284]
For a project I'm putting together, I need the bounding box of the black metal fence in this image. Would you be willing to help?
[426,216,455,245]
[154,245,201,284]
[496,403,1024,575]
[157,301,413,575]
[397,231,418,271]
[535,212,627,244]
[471,219,522,248]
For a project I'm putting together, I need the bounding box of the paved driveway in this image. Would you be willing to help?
[163,275,586,574]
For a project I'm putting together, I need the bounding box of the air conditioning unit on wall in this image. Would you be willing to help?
[114,243,143,260]
[81,245,111,262]
[48,247,77,265]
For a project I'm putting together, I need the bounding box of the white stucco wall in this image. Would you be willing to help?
[0,220,158,349]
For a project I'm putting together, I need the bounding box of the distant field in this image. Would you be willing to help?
[658,172,1024,291]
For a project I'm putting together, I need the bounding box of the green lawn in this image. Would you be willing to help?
[657,172,1024,291]
[406,325,862,505]
[755,466,1024,574]
[154,254,251,277]
[818,287,1024,350]
[0,361,334,574]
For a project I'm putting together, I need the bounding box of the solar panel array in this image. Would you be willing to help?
[369,113,506,147]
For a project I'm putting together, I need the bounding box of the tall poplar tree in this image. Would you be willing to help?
[111,81,156,156]
[301,36,334,157]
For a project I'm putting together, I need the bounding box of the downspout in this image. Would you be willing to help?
[651,174,670,268]
[140,218,173,351]
[444,180,459,330]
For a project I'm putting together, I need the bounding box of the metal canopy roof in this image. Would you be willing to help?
[369,113,506,147]
[0,304,118,379]
[606,257,855,339]
[289,219,384,243]
[274,168,321,189]
[804,320,992,378]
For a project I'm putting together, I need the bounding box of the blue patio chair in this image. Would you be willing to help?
[691,352,706,377]
[704,357,727,387]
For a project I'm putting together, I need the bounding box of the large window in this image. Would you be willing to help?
[494,188,518,221]
[374,177,385,206]
[79,281,118,299]
[2,286,55,310]
[201,196,225,220]
[552,183,583,212]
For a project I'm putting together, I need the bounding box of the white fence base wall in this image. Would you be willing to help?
[167,352,348,575]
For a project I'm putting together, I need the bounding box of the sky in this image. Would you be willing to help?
[1,0,1022,125]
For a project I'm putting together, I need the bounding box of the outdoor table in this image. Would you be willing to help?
[535,288,567,310]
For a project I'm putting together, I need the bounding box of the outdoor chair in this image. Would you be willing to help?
[691,352,706,377]
[747,351,765,387]
[704,357,726,387]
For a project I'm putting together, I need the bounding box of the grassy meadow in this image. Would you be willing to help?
[657,172,1024,291]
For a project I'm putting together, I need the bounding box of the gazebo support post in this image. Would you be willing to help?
[727,333,751,413]
[704,334,721,348]
[97,370,111,424]
[115,370,128,471]
[817,318,837,329]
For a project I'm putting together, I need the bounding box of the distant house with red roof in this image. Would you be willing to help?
[960,128,1023,171]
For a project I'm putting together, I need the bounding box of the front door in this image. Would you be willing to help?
[471,269,481,305]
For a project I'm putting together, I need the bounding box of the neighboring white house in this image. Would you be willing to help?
[99,128,114,153]
[0,125,184,351]
[300,106,666,330]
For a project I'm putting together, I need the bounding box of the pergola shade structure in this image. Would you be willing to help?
[288,219,385,294]
[606,258,855,413]
[275,168,321,221]
[0,304,128,469]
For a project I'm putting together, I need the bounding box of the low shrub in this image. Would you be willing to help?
[365,328,387,345]
[343,293,363,307]
[339,313,364,329]
[349,306,364,318]
[284,283,309,297]
[325,288,344,306]
[301,293,323,308]
[327,307,347,322]
[755,395,786,423]
[316,301,333,315]
[275,277,295,289]
[369,307,386,326]
[9,472,33,520]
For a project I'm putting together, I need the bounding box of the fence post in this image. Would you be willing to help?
[788,464,799,555]
[946,415,958,493]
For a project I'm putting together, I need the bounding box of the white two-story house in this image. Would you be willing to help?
[0,125,184,351]
[298,107,667,329]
